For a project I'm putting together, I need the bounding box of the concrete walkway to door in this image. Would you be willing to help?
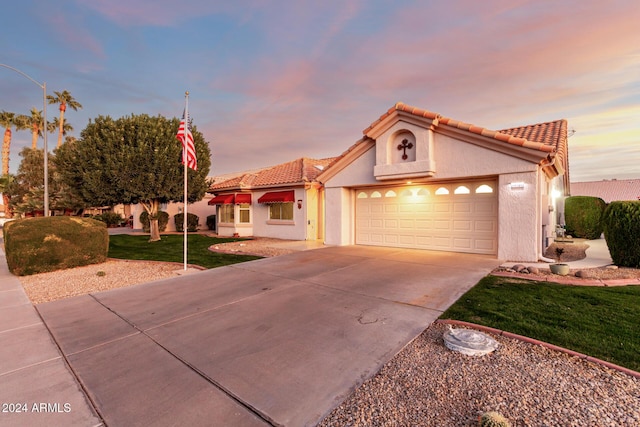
[36,246,500,426]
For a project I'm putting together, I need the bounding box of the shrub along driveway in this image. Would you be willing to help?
[36,245,499,426]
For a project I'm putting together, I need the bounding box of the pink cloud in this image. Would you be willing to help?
[47,10,106,60]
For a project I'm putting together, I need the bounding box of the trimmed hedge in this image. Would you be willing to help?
[564,196,606,239]
[3,216,109,276]
[139,211,169,233]
[94,211,124,227]
[174,212,199,232]
[602,201,640,268]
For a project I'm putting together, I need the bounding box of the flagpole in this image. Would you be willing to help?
[183,91,189,271]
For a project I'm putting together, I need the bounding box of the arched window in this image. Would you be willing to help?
[454,185,470,194]
[357,192,368,199]
[476,184,493,194]
[385,190,397,197]
[371,191,382,198]
[435,187,449,195]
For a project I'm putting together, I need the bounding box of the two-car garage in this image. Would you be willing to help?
[355,180,498,255]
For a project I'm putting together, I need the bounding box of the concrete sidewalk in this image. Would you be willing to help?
[35,246,499,426]
[0,235,102,427]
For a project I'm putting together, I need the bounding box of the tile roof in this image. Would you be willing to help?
[321,102,570,183]
[365,102,564,154]
[570,179,640,203]
[210,157,336,191]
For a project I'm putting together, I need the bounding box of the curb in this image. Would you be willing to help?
[437,319,640,380]
[490,271,640,287]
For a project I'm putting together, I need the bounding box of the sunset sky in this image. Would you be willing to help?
[2,0,639,182]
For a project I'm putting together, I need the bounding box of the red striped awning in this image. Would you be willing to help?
[235,193,252,204]
[208,194,235,205]
[257,190,295,204]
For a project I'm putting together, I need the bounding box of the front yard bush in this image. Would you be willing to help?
[564,196,606,239]
[139,211,169,233]
[602,201,640,268]
[94,211,124,227]
[3,216,109,276]
[174,212,199,232]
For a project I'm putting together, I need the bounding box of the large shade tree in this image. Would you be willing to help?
[8,148,83,216]
[55,113,211,241]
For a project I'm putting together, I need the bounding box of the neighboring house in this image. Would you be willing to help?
[571,179,640,203]
[208,157,335,239]
[317,102,570,262]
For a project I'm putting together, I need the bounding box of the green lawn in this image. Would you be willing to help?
[108,234,262,269]
[440,275,640,372]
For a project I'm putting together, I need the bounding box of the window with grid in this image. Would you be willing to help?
[239,203,251,223]
[219,204,234,223]
[269,202,293,220]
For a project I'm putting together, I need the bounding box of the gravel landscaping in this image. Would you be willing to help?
[318,322,640,427]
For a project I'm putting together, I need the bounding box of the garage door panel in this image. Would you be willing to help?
[453,238,472,250]
[475,220,496,232]
[454,220,472,231]
[399,219,414,229]
[356,182,497,254]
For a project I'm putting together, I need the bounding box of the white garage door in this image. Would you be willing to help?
[356,181,498,254]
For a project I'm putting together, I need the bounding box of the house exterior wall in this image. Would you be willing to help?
[324,131,546,261]
[126,196,216,232]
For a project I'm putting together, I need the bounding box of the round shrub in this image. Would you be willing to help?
[602,201,640,268]
[94,211,124,227]
[139,211,169,233]
[3,216,108,276]
[174,212,199,232]
[564,196,606,239]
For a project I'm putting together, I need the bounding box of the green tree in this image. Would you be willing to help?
[55,113,211,241]
[46,90,82,148]
[7,148,53,216]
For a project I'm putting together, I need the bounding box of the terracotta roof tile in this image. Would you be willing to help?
[571,179,640,203]
[364,102,563,155]
[209,157,337,191]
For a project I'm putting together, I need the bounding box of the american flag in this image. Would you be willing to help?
[177,110,197,170]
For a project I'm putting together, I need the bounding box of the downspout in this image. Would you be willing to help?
[539,153,558,263]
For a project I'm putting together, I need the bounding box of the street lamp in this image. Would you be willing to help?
[0,63,49,216]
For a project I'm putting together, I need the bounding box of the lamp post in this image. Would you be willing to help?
[0,63,49,216]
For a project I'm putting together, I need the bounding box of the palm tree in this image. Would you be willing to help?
[27,108,45,149]
[0,111,29,217]
[47,90,82,148]
[48,117,73,141]
[0,111,16,177]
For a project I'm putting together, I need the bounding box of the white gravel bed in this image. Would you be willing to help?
[319,322,640,427]
[19,260,184,304]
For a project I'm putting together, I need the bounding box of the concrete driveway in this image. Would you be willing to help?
[37,245,499,426]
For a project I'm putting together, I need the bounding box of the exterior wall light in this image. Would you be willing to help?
[297,199,303,209]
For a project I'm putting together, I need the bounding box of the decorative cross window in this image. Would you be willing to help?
[397,138,414,160]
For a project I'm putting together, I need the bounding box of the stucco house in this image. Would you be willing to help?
[208,157,335,239]
[317,103,569,262]
[208,102,569,262]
